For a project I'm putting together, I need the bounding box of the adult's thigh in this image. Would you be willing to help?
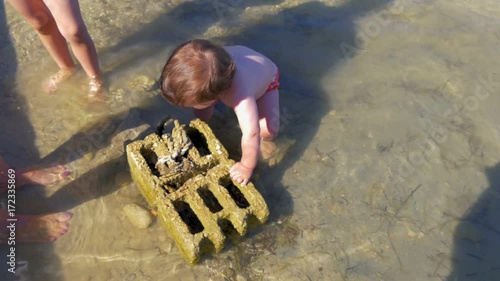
[8,0,54,31]
[42,0,86,38]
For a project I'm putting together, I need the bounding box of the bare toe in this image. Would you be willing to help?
[54,212,73,222]
[260,137,296,167]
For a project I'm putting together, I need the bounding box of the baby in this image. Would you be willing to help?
[159,39,280,186]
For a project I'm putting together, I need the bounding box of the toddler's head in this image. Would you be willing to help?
[159,39,236,108]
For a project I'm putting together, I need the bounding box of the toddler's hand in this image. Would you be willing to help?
[229,162,253,186]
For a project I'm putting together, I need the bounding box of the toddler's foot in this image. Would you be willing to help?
[43,68,75,94]
[88,75,105,102]
[1,212,73,243]
[260,137,295,167]
[261,140,278,165]
[18,165,71,187]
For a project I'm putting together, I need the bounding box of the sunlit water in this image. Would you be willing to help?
[1,0,500,280]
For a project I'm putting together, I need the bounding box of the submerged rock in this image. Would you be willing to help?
[123,203,153,229]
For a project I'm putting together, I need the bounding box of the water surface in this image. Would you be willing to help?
[1,0,500,280]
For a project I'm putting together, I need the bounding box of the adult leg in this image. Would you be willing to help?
[7,0,75,92]
[0,160,72,243]
[43,0,102,95]
[8,0,74,70]
[0,156,9,194]
[0,156,72,243]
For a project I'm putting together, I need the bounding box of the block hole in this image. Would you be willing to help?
[162,171,196,194]
[197,187,223,213]
[161,183,179,194]
[186,128,211,156]
[219,177,250,209]
[173,201,204,234]
[156,116,174,137]
[140,147,160,176]
[199,237,216,255]
[248,214,261,226]
[218,218,238,237]
[162,177,184,194]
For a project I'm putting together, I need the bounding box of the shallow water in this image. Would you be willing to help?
[1,0,500,280]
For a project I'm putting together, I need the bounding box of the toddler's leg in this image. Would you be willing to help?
[256,89,280,140]
[256,89,280,164]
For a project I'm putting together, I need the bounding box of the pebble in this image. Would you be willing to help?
[123,203,153,229]
[236,274,247,281]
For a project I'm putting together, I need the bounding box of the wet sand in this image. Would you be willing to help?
[1,0,500,280]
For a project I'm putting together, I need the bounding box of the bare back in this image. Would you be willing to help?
[220,46,277,108]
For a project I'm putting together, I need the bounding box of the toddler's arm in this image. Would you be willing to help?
[230,97,260,185]
[193,106,214,122]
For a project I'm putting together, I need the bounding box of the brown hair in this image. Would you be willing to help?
[159,39,236,107]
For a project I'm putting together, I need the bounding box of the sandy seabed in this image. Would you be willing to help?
[1,0,500,280]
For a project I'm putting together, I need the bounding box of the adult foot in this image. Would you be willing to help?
[18,165,71,187]
[43,68,76,94]
[88,75,106,102]
[2,212,73,243]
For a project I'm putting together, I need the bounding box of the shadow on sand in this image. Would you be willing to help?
[446,163,500,281]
